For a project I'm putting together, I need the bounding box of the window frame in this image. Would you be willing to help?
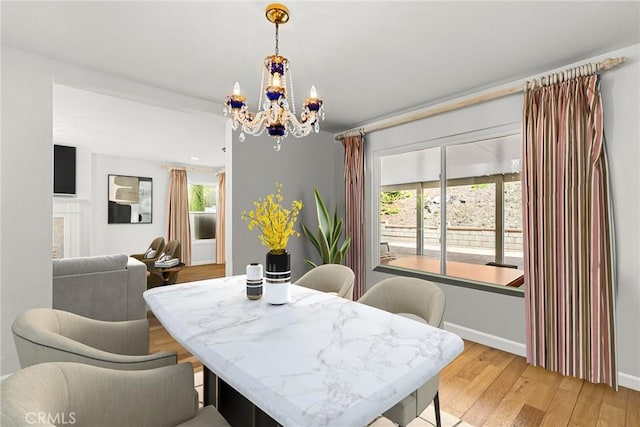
[372,123,524,297]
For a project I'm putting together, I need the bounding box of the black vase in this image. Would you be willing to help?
[265,249,291,304]
[265,249,291,284]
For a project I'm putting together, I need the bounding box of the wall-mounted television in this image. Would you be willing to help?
[53,144,76,195]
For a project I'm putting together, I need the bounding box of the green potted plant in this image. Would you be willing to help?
[301,188,352,268]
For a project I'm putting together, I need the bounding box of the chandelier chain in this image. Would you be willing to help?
[257,66,266,112]
[288,66,296,115]
[275,23,279,56]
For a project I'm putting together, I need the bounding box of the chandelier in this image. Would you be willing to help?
[224,3,325,151]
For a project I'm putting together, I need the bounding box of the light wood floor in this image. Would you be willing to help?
[148,263,640,426]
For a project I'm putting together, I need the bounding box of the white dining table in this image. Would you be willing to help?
[144,275,464,427]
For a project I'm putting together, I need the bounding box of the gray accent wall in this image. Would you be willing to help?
[230,130,344,282]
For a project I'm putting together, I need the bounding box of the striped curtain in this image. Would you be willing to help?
[216,172,226,264]
[523,74,617,388]
[167,168,192,266]
[342,134,365,300]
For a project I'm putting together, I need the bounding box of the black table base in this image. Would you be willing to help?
[204,366,280,427]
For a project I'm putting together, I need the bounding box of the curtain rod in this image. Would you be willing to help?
[334,57,627,141]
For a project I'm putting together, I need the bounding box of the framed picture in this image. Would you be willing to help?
[108,174,152,224]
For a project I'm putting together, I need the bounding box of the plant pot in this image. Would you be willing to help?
[265,249,291,304]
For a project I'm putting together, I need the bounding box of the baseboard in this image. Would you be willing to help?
[444,321,640,392]
[444,321,526,357]
[619,372,640,391]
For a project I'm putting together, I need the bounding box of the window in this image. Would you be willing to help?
[188,184,217,240]
[377,132,523,294]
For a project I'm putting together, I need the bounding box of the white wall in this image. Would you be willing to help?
[91,153,169,256]
[0,47,221,374]
[365,44,640,389]
[1,48,54,375]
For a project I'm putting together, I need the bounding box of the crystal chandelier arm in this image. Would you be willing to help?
[229,108,269,136]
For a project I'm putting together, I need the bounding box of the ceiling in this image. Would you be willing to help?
[2,1,639,167]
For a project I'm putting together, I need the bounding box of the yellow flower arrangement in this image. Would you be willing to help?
[240,183,303,252]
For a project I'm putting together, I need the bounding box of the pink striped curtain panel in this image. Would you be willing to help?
[167,168,192,266]
[523,75,617,388]
[342,134,365,300]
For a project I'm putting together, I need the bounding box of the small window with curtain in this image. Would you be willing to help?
[188,184,217,240]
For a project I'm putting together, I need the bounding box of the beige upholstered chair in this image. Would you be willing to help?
[358,277,446,427]
[147,240,182,287]
[296,264,356,300]
[379,241,398,263]
[131,236,166,266]
[1,362,230,427]
[12,308,177,371]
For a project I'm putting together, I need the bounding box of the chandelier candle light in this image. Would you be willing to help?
[224,3,325,151]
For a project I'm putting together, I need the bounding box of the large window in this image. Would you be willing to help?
[188,184,217,240]
[378,132,523,293]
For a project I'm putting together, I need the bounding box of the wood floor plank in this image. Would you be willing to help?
[624,385,640,427]
[513,404,545,427]
[483,375,550,427]
[539,388,580,427]
[462,355,528,426]
[457,346,506,382]
[440,375,471,414]
[449,350,515,414]
[596,384,627,427]
[441,341,489,381]
[522,364,564,389]
[176,263,225,284]
[450,364,504,414]
[559,374,584,394]
[522,379,557,412]
[568,381,605,427]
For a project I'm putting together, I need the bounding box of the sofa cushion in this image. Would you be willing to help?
[53,254,128,277]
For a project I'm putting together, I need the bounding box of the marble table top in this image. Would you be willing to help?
[144,276,464,427]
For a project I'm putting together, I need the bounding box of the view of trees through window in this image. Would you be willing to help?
[188,184,216,212]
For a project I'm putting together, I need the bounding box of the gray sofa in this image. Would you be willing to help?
[52,254,146,321]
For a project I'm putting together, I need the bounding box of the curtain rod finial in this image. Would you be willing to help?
[599,57,627,71]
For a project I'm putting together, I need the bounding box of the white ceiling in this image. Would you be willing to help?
[54,84,226,167]
[2,1,639,167]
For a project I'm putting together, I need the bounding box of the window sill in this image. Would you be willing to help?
[373,264,524,297]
